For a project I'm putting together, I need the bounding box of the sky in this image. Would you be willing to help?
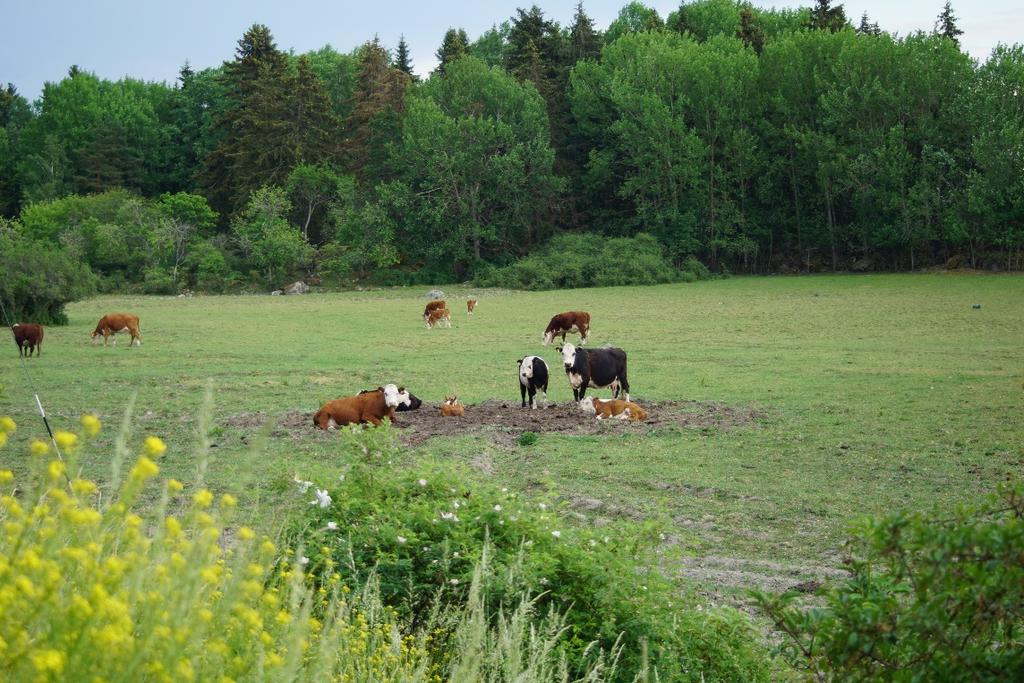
[3,1,1021,102]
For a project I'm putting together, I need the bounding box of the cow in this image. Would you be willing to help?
[92,313,142,347]
[542,311,590,346]
[579,396,648,422]
[467,299,477,315]
[558,343,629,402]
[314,384,405,429]
[424,300,447,318]
[11,323,44,357]
[517,355,549,409]
[360,387,421,411]
[440,396,465,417]
[426,307,451,329]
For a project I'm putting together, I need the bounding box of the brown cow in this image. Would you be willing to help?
[92,313,142,347]
[11,323,44,357]
[425,307,451,329]
[423,300,447,318]
[313,384,404,429]
[542,311,590,346]
[466,299,477,315]
[579,397,648,422]
[440,396,465,417]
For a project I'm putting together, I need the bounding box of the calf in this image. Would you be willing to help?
[517,355,549,409]
[11,323,44,357]
[424,299,447,318]
[542,311,590,346]
[314,384,404,429]
[559,343,629,402]
[467,299,477,314]
[440,396,465,417]
[92,313,142,347]
[425,307,451,329]
[579,397,648,422]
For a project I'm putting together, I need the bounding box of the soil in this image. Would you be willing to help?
[223,398,765,448]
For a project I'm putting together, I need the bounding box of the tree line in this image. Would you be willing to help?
[2,0,1022,297]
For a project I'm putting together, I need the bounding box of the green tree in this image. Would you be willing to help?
[231,186,312,283]
[394,35,415,76]
[736,7,767,55]
[605,2,664,44]
[0,84,31,216]
[0,230,96,324]
[808,0,848,32]
[935,1,964,45]
[856,11,881,36]
[568,2,602,63]
[285,163,353,243]
[434,28,469,77]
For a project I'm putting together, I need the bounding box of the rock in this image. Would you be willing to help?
[972,303,981,309]
[425,289,445,300]
[790,579,822,593]
[284,281,309,295]
[270,290,283,296]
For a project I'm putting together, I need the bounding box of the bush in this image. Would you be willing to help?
[476,233,709,291]
[290,424,773,682]
[186,238,234,292]
[0,232,96,324]
[754,484,1024,681]
[142,266,177,295]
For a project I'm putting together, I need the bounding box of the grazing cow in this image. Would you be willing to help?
[360,387,420,411]
[92,313,142,347]
[579,396,648,422]
[314,384,404,429]
[440,396,465,417]
[11,323,44,357]
[558,342,629,402]
[542,311,590,346]
[467,299,477,314]
[426,307,451,329]
[517,355,549,409]
[424,300,447,318]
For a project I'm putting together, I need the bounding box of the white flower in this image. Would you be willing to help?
[339,474,345,482]
[539,577,549,586]
[501,487,508,493]
[449,578,459,585]
[452,500,460,509]
[326,522,338,531]
[453,551,460,558]
[309,488,332,509]
[293,475,313,494]
[422,546,430,552]
[588,539,597,547]
[551,530,561,538]
[397,536,407,545]
[298,556,310,566]
[418,478,427,487]
[538,503,547,510]
[493,504,502,512]
[440,511,459,522]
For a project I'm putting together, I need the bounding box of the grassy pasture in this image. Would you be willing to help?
[1,274,1021,593]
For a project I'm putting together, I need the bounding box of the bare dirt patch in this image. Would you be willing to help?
[222,399,765,448]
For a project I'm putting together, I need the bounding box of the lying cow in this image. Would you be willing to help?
[426,307,451,329]
[314,384,408,429]
[579,396,648,422]
[11,323,44,357]
[517,355,549,409]
[467,299,477,314]
[542,311,590,346]
[424,300,447,318]
[559,342,629,402]
[92,313,142,347]
[360,387,421,411]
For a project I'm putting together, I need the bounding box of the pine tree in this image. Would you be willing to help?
[568,2,602,64]
[808,0,848,33]
[395,35,415,77]
[736,8,767,55]
[434,28,469,77]
[289,56,336,163]
[345,39,410,182]
[74,117,140,193]
[856,11,881,36]
[935,2,964,45]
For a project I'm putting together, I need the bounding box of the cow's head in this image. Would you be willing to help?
[382,384,402,408]
[579,396,596,415]
[518,356,534,381]
[541,330,553,345]
[90,332,102,345]
[560,343,577,372]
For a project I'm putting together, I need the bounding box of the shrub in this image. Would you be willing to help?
[290,424,773,682]
[0,232,96,324]
[518,431,539,447]
[754,484,1024,681]
[476,233,707,291]
[187,238,234,292]
[142,266,177,294]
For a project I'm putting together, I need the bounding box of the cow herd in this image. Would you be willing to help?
[7,297,650,433]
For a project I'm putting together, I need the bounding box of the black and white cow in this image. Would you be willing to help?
[558,343,629,402]
[517,355,549,409]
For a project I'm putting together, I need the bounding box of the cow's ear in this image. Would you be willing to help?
[516,358,522,364]
[398,386,405,392]
[556,346,563,353]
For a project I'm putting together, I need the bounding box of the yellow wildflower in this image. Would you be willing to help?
[0,416,15,433]
[70,477,96,495]
[238,526,255,541]
[176,659,195,682]
[47,460,65,481]
[199,608,214,623]
[54,430,78,451]
[167,478,184,493]
[193,489,214,508]
[30,649,65,675]
[80,414,101,437]
[0,470,12,485]
[30,440,50,457]
[219,493,237,508]
[165,517,182,538]
[143,436,167,457]
[0,431,6,449]
[130,456,159,481]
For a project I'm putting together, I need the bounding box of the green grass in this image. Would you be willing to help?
[2,274,1021,590]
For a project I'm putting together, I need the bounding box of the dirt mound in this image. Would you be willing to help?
[225,399,764,447]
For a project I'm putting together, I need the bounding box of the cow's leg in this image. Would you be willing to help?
[529,387,537,410]
[541,385,548,408]
[619,372,630,402]
[366,415,383,426]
